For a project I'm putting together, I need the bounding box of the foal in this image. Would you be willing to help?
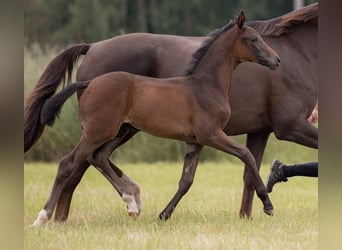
[33,12,279,226]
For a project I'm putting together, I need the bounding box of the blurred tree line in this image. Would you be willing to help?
[25,0,317,47]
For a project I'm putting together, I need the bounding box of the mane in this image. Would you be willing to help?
[247,2,318,36]
[184,3,317,75]
[185,21,235,76]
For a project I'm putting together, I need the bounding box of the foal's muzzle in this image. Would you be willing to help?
[260,55,280,70]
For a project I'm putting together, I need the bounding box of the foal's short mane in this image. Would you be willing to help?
[185,21,235,76]
[247,2,318,36]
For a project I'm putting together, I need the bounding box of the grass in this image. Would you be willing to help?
[24,161,318,250]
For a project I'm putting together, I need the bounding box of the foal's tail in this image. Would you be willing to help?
[24,43,90,152]
[40,81,90,127]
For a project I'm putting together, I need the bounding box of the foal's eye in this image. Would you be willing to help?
[251,37,258,42]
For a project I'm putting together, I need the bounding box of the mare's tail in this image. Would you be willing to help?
[24,43,90,152]
[40,81,90,127]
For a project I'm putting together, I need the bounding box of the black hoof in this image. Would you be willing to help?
[159,211,171,221]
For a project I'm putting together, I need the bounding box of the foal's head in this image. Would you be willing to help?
[234,11,280,70]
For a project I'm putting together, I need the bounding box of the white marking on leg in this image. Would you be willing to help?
[31,209,49,227]
[122,193,139,218]
[121,174,142,214]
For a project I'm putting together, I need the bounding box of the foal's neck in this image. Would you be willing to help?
[191,28,239,95]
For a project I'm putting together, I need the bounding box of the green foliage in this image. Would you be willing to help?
[24,0,318,46]
[24,162,318,249]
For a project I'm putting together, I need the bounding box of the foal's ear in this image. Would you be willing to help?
[237,11,246,29]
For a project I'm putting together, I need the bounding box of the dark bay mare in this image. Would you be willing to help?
[30,12,280,226]
[25,3,317,222]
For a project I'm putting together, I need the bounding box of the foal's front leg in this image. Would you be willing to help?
[200,130,273,216]
[159,143,203,220]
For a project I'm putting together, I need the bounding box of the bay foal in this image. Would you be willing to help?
[24,4,317,221]
[32,12,279,226]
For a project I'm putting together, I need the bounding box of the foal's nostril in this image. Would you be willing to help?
[277,57,280,63]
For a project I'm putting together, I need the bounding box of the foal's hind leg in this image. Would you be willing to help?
[91,124,141,216]
[32,137,101,227]
[200,130,273,216]
[239,132,270,218]
[88,134,142,217]
[159,143,203,220]
[54,124,140,222]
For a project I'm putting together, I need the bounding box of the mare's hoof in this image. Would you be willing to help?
[31,209,49,227]
[239,212,252,219]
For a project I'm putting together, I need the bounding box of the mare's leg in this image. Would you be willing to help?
[239,132,270,218]
[54,160,90,222]
[54,124,140,222]
[274,120,318,148]
[32,136,102,227]
[199,130,273,216]
[159,143,203,220]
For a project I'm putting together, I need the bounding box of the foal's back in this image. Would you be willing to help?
[79,72,198,141]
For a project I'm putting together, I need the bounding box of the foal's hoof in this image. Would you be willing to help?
[264,208,273,216]
[128,211,139,219]
[158,211,171,221]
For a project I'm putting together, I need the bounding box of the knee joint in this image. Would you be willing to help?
[87,152,105,167]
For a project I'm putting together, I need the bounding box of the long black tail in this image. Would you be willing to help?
[41,81,90,127]
[24,43,90,152]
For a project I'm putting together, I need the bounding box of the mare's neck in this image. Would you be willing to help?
[284,24,317,61]
[192,28,239,95]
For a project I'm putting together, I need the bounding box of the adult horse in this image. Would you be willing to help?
[31,12,280,226]
[25,3,317,221]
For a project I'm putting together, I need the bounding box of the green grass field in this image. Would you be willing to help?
[24,161,317,250]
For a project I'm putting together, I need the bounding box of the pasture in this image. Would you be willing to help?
[24,161,318,250]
